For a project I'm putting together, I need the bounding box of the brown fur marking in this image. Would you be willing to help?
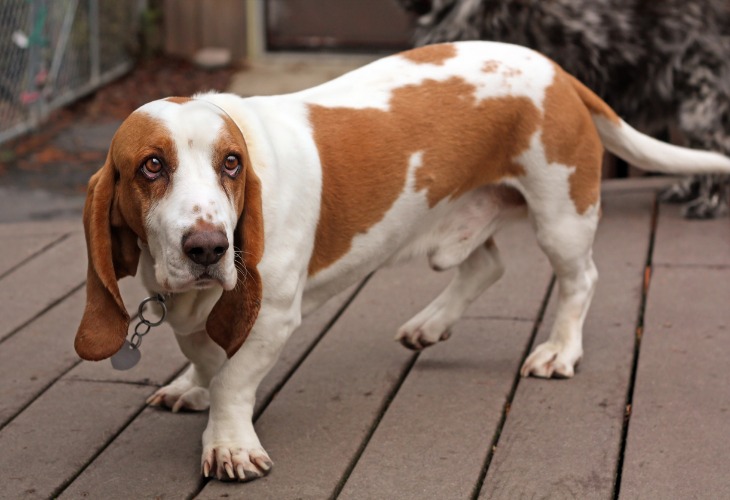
[166,96,193,105]
[482,60,500,73]
[307,77,540,275]
[401,43,457,65]
[110,112,178,239]
[542,68,604,213]
[214,116,250,205]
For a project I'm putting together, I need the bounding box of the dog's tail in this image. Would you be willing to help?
[567,74,730,175]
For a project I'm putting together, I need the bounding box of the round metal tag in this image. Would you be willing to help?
[110,340,142,370]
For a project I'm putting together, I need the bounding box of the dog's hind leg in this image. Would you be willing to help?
[521,210,599,378]
[146,329,226,412]
[396,238,505,350]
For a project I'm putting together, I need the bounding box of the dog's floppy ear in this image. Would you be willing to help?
[206,164,264,357]
[75,155,141,361]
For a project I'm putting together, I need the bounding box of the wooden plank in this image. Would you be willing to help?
[0,380,151,499]
[480,191,653,499]
[0,277,152,427]
[0,219,81,238]
[58,285,361,499]
[198,220,549,499]
[0,232,87,342]
[0,289,85,427]
[0,234,63,278]
[0,279,191,498]
[619,273,730,496]
[58,408,208,500]
[340,319,535,500]
[338,223,551,499]
[652,203,730,267]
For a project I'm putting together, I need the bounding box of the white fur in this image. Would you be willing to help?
[595,117,730,174]
[139,100,240,293]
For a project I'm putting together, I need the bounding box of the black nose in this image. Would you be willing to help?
[182,230,229,266]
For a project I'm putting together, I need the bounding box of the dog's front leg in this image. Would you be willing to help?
[201,304,300,481]
[147,330,226,412]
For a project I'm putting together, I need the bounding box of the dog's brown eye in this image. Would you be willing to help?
[223,155,241,177]
[141,157,163,180]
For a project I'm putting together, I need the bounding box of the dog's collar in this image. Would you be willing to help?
[110,294,168,370]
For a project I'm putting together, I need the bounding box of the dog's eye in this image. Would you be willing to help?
[141,157,164,180]
[223,155,241,178]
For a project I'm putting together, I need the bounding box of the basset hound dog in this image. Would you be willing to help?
[74,42,730,482]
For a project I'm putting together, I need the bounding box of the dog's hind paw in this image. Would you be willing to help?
[520,341,582,379]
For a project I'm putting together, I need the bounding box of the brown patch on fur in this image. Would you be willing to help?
[482,60,500,73]
[193,218,224,232]
[214,115,249,201]
[307,77,540,275]
[166,96,193,105]
[193,205,201,213]
[542,68,604,213]
[110,112,179,239]
[401,43,457,65]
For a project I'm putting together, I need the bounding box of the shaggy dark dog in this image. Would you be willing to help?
[398,0,730,218]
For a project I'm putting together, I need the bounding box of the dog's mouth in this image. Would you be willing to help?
[192,272,220,289]
[160,269,227,293]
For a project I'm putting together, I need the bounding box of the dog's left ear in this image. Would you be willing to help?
[206,164,264,357]
[75,155,141,361]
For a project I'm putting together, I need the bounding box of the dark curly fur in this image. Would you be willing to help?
[398,0,730,218]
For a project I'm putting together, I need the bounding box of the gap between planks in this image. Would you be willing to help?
[50,363,191,498]
[612,196,659,499]
[469,276,556,500]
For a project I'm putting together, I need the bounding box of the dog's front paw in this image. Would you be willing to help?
[201,444,273,481]
[146,372,209,412]
[520,341,582,378]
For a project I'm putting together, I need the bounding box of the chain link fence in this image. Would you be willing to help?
[0,0,143,144]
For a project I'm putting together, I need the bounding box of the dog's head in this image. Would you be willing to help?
[75,97,264,361]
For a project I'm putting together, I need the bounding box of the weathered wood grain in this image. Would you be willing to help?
[480,192,653,499]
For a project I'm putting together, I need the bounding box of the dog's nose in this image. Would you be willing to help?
[182,230,229,266]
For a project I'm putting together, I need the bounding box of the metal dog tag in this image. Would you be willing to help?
[111,340,141,370]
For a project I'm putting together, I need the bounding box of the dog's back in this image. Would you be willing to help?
[399,0,730,218]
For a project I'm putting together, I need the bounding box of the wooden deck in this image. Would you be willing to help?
[1,179,728,499]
